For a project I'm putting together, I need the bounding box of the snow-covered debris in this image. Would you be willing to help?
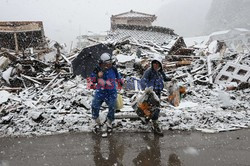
[214,62,250,85]
[218,91,233,108]
[0,26,250,138]
[1,74,249,137]
[173,101,198,109]
[0,90,11,104]
[208,40,219,54]
[116,54,136,63]
[28,111,43,122]
[2,67,14,84]
[184,36,210,49]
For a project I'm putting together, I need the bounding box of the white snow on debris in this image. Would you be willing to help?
[165,40,177,50]
[184,36,210,48]
[2,67,14,84]
[208,40,218,54]
[149,53,163,61]
[0,75,249,138]
[0,90,11,104]
[218,91,233,107]
[42,50,58,62]
[172,101,198,109]
[116,54,136,63]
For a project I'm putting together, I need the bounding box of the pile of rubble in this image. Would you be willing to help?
[0,25,250,137]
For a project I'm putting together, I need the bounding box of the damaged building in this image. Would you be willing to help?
[185,28,250,53]
[108,10,186,55]
[208,28,250,53]
[0,21,46,52]
[76,10,186,55]
[111,10,157,30]
[0,21,71,89]
[107,24,186,55]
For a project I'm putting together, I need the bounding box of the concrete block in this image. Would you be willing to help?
[215,62,250,84]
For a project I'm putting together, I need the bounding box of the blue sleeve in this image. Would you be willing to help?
[116,70,124,88]
[140,69,151,90]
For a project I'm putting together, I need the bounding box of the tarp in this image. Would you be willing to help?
[72,43,113,78]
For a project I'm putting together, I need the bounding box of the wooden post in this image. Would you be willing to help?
[14,33,19,53]
[207,55,213,84]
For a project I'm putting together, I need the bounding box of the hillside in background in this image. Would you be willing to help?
[205,0,250,34]
[156,0,212,37]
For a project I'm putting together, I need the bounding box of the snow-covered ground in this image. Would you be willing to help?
[1,76,249,138]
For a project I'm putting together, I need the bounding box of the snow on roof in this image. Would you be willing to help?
[107,28,176,45]
[112,10,156,19]
[164,39,177,49]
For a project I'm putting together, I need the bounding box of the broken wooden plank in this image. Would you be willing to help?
[35,73,60,105]
[130,42,162,53]
[60,53,71,65]
[169,55,201,60]
[0,87,22,91]
[206,56,213,84]
[51,78,65,88]
[68,53,79,61]
[0,52,18,61]
[176,60,192,66]
[21,74,42,85]
[39,73,60,94]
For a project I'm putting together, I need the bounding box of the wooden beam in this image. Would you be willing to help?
[14,33,19,53]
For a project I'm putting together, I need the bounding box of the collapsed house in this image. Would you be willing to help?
[184,29,250,86]
[209,28,250,52]
[76,10,186,55]
[107,24,186,55]
[0,21,47,52]
[0,21,74,89]
[109,10,186,55]
[185,28,250,53]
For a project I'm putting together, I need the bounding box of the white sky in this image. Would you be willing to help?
[0,0,169,47]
